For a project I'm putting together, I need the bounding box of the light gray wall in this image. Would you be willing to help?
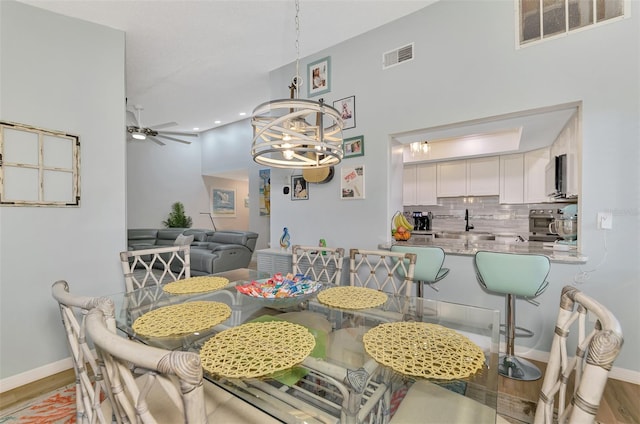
[0,1,126,380]
[265,0,639,371]
[126,138,211,229]
[200,119,270,252]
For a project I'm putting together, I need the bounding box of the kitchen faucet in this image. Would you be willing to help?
[465,209,474,231]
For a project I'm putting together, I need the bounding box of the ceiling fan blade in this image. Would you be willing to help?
[155,134,192,145]
[148,136,166,146]
[157,131,199,137]
[149,121,178,130]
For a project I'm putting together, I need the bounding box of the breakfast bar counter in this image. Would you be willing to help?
[380,238,587,264]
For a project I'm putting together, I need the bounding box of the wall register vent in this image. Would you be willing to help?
[382,43,414,69]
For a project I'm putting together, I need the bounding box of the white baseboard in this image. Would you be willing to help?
[0,357,73,394]
[511,344,640,384]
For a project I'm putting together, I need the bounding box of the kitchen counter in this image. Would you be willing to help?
[380,238,587,264]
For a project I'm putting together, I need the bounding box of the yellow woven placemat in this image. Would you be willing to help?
[200,321,315,379]
[317,286,388,310]
[162,276,230,294]
[132,301,231,337]
[363,322,485,380]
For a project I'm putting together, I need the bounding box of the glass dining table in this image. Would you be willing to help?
[109,268,501,424]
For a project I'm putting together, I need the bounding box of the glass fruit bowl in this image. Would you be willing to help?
[236,274,323,308]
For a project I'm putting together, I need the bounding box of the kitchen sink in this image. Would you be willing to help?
[434,231,495,241]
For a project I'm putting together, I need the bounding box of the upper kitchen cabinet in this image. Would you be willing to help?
[499,148,550,204]
[500,153,524,204]
[403,163,437,206]
[549,113,579,197]
[437,157,499,197]
[437,161,466,196]
[524,147,550,202]
[467,157,500,195]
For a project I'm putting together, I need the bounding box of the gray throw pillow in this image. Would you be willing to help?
[174,234,195,246]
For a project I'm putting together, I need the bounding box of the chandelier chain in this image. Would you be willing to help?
[294,0,301,95]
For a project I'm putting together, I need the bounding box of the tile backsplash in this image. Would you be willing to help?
[403,197,573,237]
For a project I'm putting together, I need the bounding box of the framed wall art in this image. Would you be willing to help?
[0,121,81,207]
[307,56,331,97]
[334,96,355,129]
[341,165,365,200]
[343,135,364,159]
[211,188,236,217]
[259,169,270,216]
[291,176,309,200]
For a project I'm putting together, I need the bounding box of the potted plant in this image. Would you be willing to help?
[163,202,192,228]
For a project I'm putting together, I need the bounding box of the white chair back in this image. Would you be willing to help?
[349,248,416,296]
[85,306,209,424]
[120,245,191,292]
[292,244,345,285]
[534,286,623,424]
[51,280,117,424]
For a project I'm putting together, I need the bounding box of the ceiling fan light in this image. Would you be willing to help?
[132,130,146,140]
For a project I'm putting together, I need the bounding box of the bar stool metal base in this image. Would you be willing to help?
[498,354,542,381]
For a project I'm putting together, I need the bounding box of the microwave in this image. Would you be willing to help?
[545,154,567,198]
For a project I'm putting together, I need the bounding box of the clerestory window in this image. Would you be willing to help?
[518,0,629,46]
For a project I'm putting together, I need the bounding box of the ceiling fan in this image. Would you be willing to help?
[126,104,198,145]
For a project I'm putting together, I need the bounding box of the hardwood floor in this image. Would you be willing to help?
[497,359,639,423]
[2,361,638,423]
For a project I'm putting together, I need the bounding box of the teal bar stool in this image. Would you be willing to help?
[474,251,550,381]
[391,245,449,297]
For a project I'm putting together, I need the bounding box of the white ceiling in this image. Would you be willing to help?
[394,103,579,156]
[20,0,436,133]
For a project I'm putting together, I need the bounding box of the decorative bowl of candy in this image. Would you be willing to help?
[235,273,323,308]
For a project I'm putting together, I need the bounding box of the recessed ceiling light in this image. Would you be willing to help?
[239,112,247,116]
[214,120,221,124]
[193,127,199,131]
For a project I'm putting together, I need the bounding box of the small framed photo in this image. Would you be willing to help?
[341,165,365,200]
[211,188,236,217]
[307,56,331,97]
[291,176,309,200]
[334,96,355,129]
[343,135,364,159]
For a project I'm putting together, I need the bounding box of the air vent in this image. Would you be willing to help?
[382,43,414,69]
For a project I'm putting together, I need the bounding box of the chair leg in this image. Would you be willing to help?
[499,294,542,381]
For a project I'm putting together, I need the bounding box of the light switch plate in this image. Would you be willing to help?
[597,212,613,230]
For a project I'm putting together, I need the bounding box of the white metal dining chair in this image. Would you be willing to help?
[85,306,282,424]
[120,244,191,292]
[534,286,623,424]
[349,248,417,296]
[292,244,345,285]
[51,280,117,424]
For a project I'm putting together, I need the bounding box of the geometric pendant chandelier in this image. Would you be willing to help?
[251,0,343,169]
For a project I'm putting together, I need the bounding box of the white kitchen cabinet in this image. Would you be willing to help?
[437,157,499,197]
[500,153,524,204]
[524,147,550,203]
[416,163,437,205]
[550,113,579,197]
[403,165,417,206]
[466,156,500,195]
[437,161,466,197]
[403,163,437,205]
